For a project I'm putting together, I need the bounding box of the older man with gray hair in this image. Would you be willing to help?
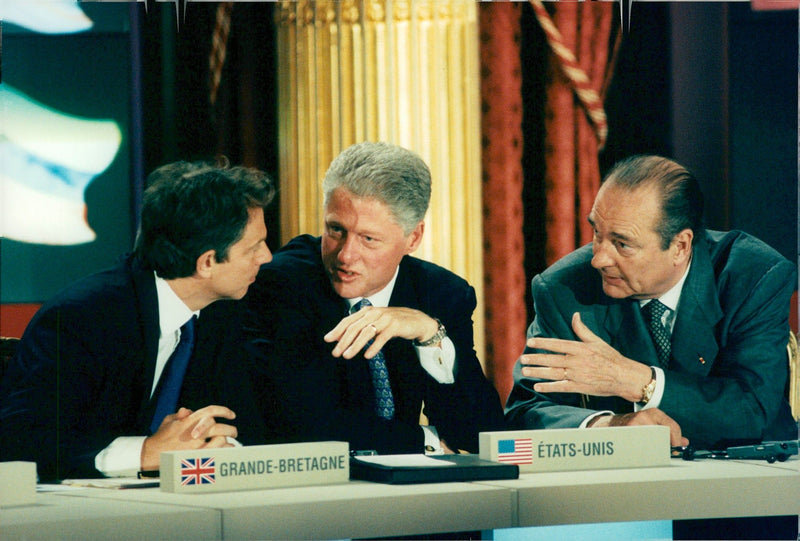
[244,141,504,455]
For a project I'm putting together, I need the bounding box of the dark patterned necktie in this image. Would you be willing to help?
[641,300,671,368]
[150,316,197,433]
[353,299,395,420]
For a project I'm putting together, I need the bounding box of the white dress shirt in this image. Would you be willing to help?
[345,269,456,454]
[94,273,197,477]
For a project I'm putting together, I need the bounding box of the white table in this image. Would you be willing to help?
[475,457,800,527]
[4,458,797,540]
[2,491,221,540]
[53,479,514,540]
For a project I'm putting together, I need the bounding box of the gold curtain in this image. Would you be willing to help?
[275,0,487,360]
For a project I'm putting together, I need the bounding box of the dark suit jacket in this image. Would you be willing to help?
[243,235,505,454]
[0,254,268,481]
[505,230,797,450]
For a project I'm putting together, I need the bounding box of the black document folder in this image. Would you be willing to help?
[349,454,519,484]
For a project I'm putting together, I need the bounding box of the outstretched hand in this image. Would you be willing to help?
[519,312,652,403]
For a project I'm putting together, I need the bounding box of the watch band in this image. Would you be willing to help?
[414,318,446,347]
[639,366,657,405]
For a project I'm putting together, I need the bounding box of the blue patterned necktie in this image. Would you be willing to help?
[150,315,197,433]
[641,300,671,368]
[353,299,395,420]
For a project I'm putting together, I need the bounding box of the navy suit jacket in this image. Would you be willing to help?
[505,230,797,450]
[243,235,505,454]
[0,254,269,481]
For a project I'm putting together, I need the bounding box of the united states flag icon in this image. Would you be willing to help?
[180,457,216,485]
[497,438,533,464]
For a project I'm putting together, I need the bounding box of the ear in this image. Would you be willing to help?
[195,249,217,278]
[671,228,693,265]
[404,221,425,254]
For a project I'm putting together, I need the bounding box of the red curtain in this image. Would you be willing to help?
[480,2,618,403]
[479,2,528,404]
[532,0,618,263]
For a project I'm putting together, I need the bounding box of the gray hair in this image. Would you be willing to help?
[322,141,431,235]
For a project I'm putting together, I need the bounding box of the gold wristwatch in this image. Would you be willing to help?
[639,366,657,405]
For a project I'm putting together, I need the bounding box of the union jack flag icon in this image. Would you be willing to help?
[180,457,216,485]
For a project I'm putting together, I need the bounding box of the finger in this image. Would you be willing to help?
[339,325,378,359]
[189,405,236,421]
[202,435,236,449]
[522,365,567,381]
[363,327,392,359]
[323,311,360,343]
[532,380,576,394]
[518,353,569,368]
[185,406,236,438]
[526,336,586,356]
[191,416,238,440]
[651,409,687,447]
[330,314,374,357]
[203,423,239,440]
[174,407,193,419]
[571,312,600,343]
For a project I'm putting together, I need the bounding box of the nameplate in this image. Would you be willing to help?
[479,426,670,473]
[160,441,350,494]
[0,461,36,507]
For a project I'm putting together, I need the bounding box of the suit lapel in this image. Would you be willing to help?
[671,243,721,376]
[606,300,660,366]
[383,259,421,421]
[129,260,163,427]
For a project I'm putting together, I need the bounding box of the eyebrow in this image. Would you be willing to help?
[587,215,637,245]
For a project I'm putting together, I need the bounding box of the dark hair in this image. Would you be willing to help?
[322,141,431,235]
[134,159,275,279]
[603,155,704,249]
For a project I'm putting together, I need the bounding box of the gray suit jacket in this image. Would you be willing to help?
[505,230,797,449]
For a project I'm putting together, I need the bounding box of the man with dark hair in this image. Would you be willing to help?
[0,160,276,481]
[505,154,797,450]
[244,141,504,454]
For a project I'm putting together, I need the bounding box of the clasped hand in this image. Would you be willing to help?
[324,306,439,359]
[141,405,238,471]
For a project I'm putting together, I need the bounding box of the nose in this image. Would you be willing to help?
[590,240,613,269]
[337,235,359,265]
[259,242,272,264]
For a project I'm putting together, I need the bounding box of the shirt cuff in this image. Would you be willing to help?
[422,425,444,454]
[580,410,614,428]
[95,436,146,477]
[416,337,455,384]
[634,366,665,411]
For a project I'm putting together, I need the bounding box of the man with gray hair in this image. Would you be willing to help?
[505,154,797,451]
[245,141,504,454]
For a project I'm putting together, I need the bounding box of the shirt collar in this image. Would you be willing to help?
[345,267,400,310]
[154,272,198,338]
[639,259,691,313]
